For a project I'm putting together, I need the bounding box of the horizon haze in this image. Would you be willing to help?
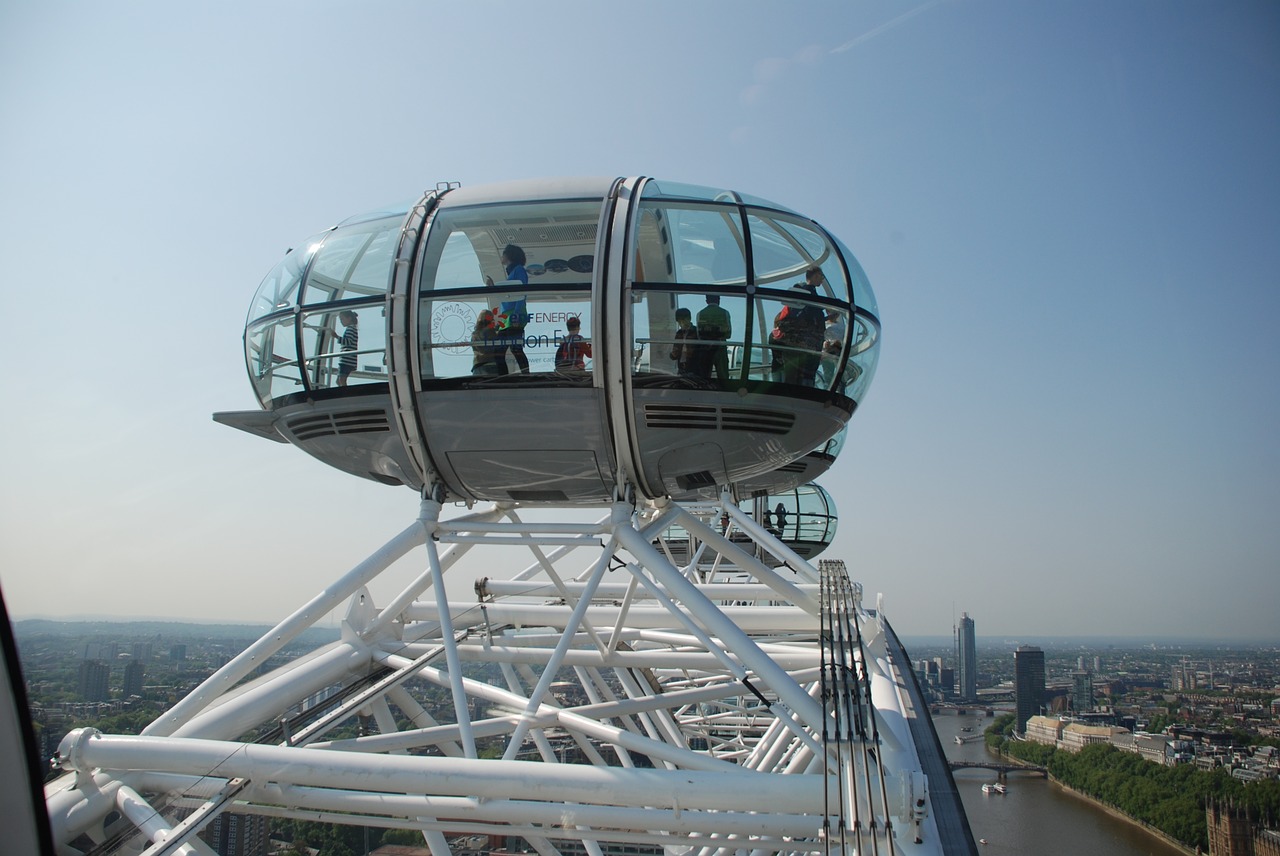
[2,2,1277,640]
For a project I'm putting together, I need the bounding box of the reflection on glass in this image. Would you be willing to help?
[302,216,400,304]
[418,201,602,293]
[419,294,593,380]
[760,484,837,546]
[748,213,840,293]
[632,289,848,390]
[633,204,745,285]
[629,196,869,394]
[301,305,387,390]
[246,316,300,405]
[631,292,748,382]
[415,199,600,381]
[244,214,405,402]
[248,241,318,323]
[657,483,838,567]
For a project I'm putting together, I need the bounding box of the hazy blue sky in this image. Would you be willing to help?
[1,1,1276,639]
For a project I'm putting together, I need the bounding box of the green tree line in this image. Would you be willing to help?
[984,714,1280,852]
[268,819,427,856]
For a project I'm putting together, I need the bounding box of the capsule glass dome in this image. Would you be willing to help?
[226,177,880,503]
[658,483,840,569]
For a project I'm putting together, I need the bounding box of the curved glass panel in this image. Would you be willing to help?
[301,214,401,304]
[839,308,880,400]
[418,200,602,293]
[418,291,592,379]
[334,203,412,228]
[818,426,847,460]
[832,235,878,317]
[658,483,838,567]
[415,199,601,380]
[747,211,849,303]
[631,291,747,382]
[246,316,301,405]
[247,238,322,323]
[762,484,837,545]
[630,198,864,395]
[639,179,795,214]
[639,179,737,204]
[762,291,827,387]
[633,203,746,285]
[300,302,387,390]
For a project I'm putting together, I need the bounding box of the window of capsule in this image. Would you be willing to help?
[629,195,876,396]
[244,214,400,404]
[415,199,598,380]
[243,185,879,402]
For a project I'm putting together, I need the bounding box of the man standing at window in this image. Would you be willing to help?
[696,295,731,382]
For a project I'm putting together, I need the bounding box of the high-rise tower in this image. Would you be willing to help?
[958,613,977,700]
[1014,645,1045,735]
[1072,669,1093,712]
[123,660,145,699]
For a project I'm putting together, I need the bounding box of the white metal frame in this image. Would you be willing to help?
[45,493,943,856]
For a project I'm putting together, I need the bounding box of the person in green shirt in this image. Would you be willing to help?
[696,294,732,381]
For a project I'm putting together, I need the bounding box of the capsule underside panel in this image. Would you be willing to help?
[734,448,838,498]
[271,396,421,488]
[631,388,850,501]
[417,388,613,502]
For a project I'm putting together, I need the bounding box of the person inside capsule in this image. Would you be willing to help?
[471,309,504,376]
[769,268,826,386]
[242,177,877,412]
[486,243,530,373]
[696,295,732,382]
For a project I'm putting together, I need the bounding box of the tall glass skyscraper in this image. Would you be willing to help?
[958,613,977,700]
[1072,669,1094,712]
[1014,645,1045,735]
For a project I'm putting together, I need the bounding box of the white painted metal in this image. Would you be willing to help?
[45,495,951,856]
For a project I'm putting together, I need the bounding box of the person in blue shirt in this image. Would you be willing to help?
[485,243,529,287]
[486,243,530,372]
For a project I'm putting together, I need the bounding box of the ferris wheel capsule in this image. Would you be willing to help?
[215,176,880,502]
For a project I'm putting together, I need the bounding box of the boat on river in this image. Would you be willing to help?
[982,783,1007,795]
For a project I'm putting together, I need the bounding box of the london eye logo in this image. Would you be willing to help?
[431,301,478,356]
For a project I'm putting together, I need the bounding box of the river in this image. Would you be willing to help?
[931,711,1191,855]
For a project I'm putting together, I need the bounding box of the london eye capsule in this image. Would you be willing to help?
[657,482,840,569]
[215,176,880,502]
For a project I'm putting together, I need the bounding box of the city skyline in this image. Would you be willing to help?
[1,3,1277,640]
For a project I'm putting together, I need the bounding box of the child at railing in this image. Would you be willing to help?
[337,310,359,387]
[669,307,703,377]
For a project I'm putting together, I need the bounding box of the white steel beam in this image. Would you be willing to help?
[57,731,828,816]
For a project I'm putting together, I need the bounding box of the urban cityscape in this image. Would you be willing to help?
[13,614,1280,855]
[10,614,1280,854]
[910,613,1280,855]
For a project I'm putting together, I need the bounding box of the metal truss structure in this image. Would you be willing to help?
[45,493,963,856]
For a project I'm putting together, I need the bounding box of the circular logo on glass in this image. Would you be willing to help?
[431,302,478,357]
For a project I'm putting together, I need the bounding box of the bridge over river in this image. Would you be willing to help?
[949,761,1048,780]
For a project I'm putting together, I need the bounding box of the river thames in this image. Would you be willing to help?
[932,711,1191,856]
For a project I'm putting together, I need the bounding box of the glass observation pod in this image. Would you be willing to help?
[657,483,839,570]
[215,177,881,503]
